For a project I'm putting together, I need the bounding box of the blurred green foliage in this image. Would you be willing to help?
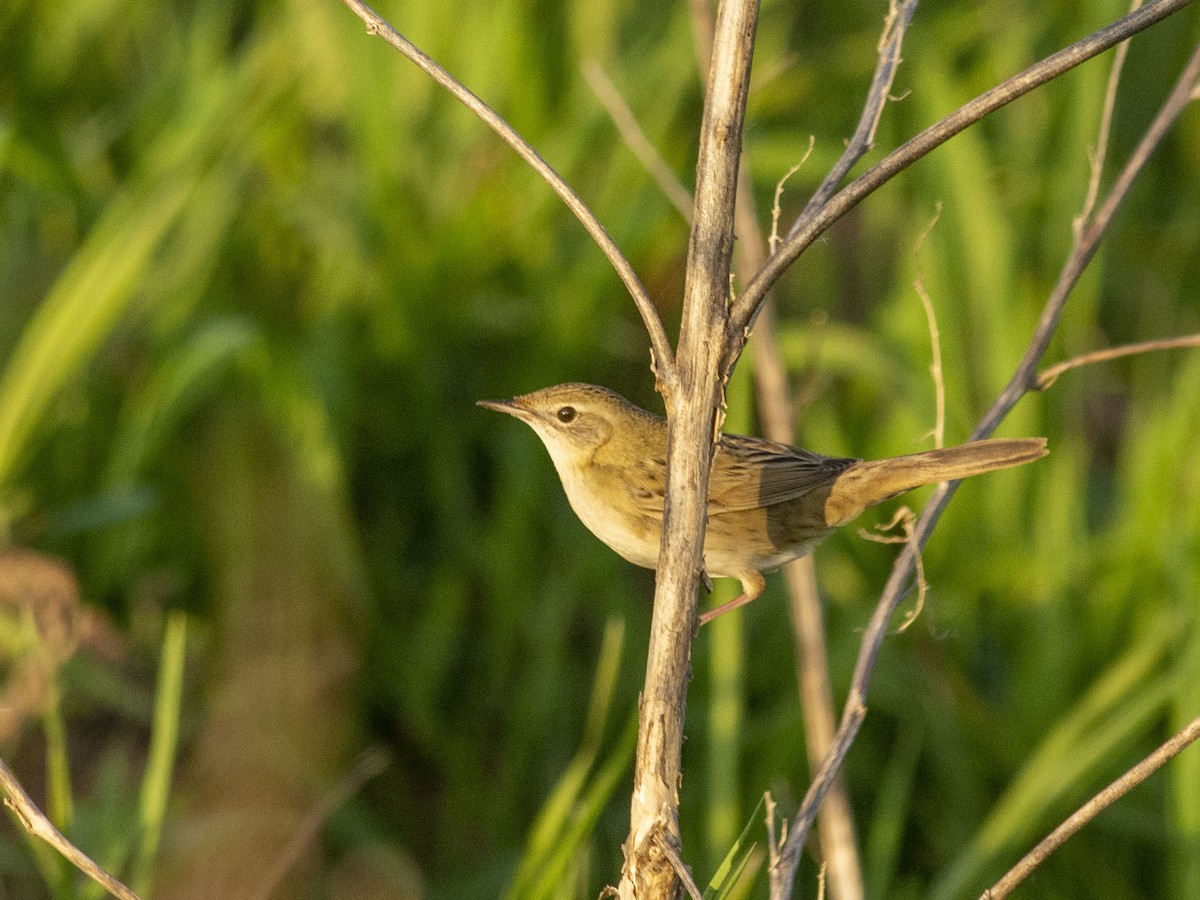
[1,0,1199,897]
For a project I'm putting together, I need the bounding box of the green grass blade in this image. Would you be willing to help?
[503,618,627,900]
[931,618,1181,899]
[704,794,764,900]
[523,711,639,900]
[0,180,194,496]
[129,610,188,896]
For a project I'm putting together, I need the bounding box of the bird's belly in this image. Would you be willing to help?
[572,501,662,569]
[702,504,830,578]
[560,466,834,578]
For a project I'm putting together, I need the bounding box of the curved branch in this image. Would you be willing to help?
[338,0,678,387]
[1035,334,1200,390]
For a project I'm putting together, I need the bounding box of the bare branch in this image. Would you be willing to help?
[771,30,1200,900]
[786,0,919,239]
[770,701,867,898]
[0,756,141,900]
[983,715,1200,899]
[1076,2,1143,236]
[660,832,705,900]
[337,0,677,387]
[727,0,1194,362]
[1035,334,1200,391]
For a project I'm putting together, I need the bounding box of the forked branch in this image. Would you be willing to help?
[725,0,1193,372]
[769,33,1200,899]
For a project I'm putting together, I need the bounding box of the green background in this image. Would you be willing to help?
[1,0,1199,897]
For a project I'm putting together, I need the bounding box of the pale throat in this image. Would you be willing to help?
[543,442,661,571]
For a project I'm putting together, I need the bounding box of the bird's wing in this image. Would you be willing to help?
[707,434,859,514]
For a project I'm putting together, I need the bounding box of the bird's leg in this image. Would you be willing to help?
[698,571,765,625]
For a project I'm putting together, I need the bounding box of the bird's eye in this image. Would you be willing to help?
[557,406,577,423]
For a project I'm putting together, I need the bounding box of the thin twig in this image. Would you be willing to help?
[770,34,1200,900]
[769,148,813,255]
[786,0,918,238]
[913,203,945,449]
[660,832,705,900]
[983,715,1200,899]
[727,0,1193,364]
[336,0,677,388]
[1076,0,1143,238]
[859,508,927,633]
[0,756,141,900]
[582,61,694,223]
[765,792,780,873]
[1035,334,1200,390]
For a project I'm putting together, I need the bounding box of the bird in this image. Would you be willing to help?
[479,383,1047,624]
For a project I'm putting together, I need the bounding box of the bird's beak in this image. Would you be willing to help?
[477,397,535,422]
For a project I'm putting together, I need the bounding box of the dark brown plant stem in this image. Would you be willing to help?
[724,0,1193,369]
[336,0,677,388]
[617,1,761,895]
[770,33,1200,899]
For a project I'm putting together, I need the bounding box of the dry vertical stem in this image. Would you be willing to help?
[618,0,761,895]
[913,202,945,449]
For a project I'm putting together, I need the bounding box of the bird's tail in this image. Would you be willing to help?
[823,437,1048,527]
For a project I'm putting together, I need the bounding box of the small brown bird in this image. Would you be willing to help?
[479,384,1047,624]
